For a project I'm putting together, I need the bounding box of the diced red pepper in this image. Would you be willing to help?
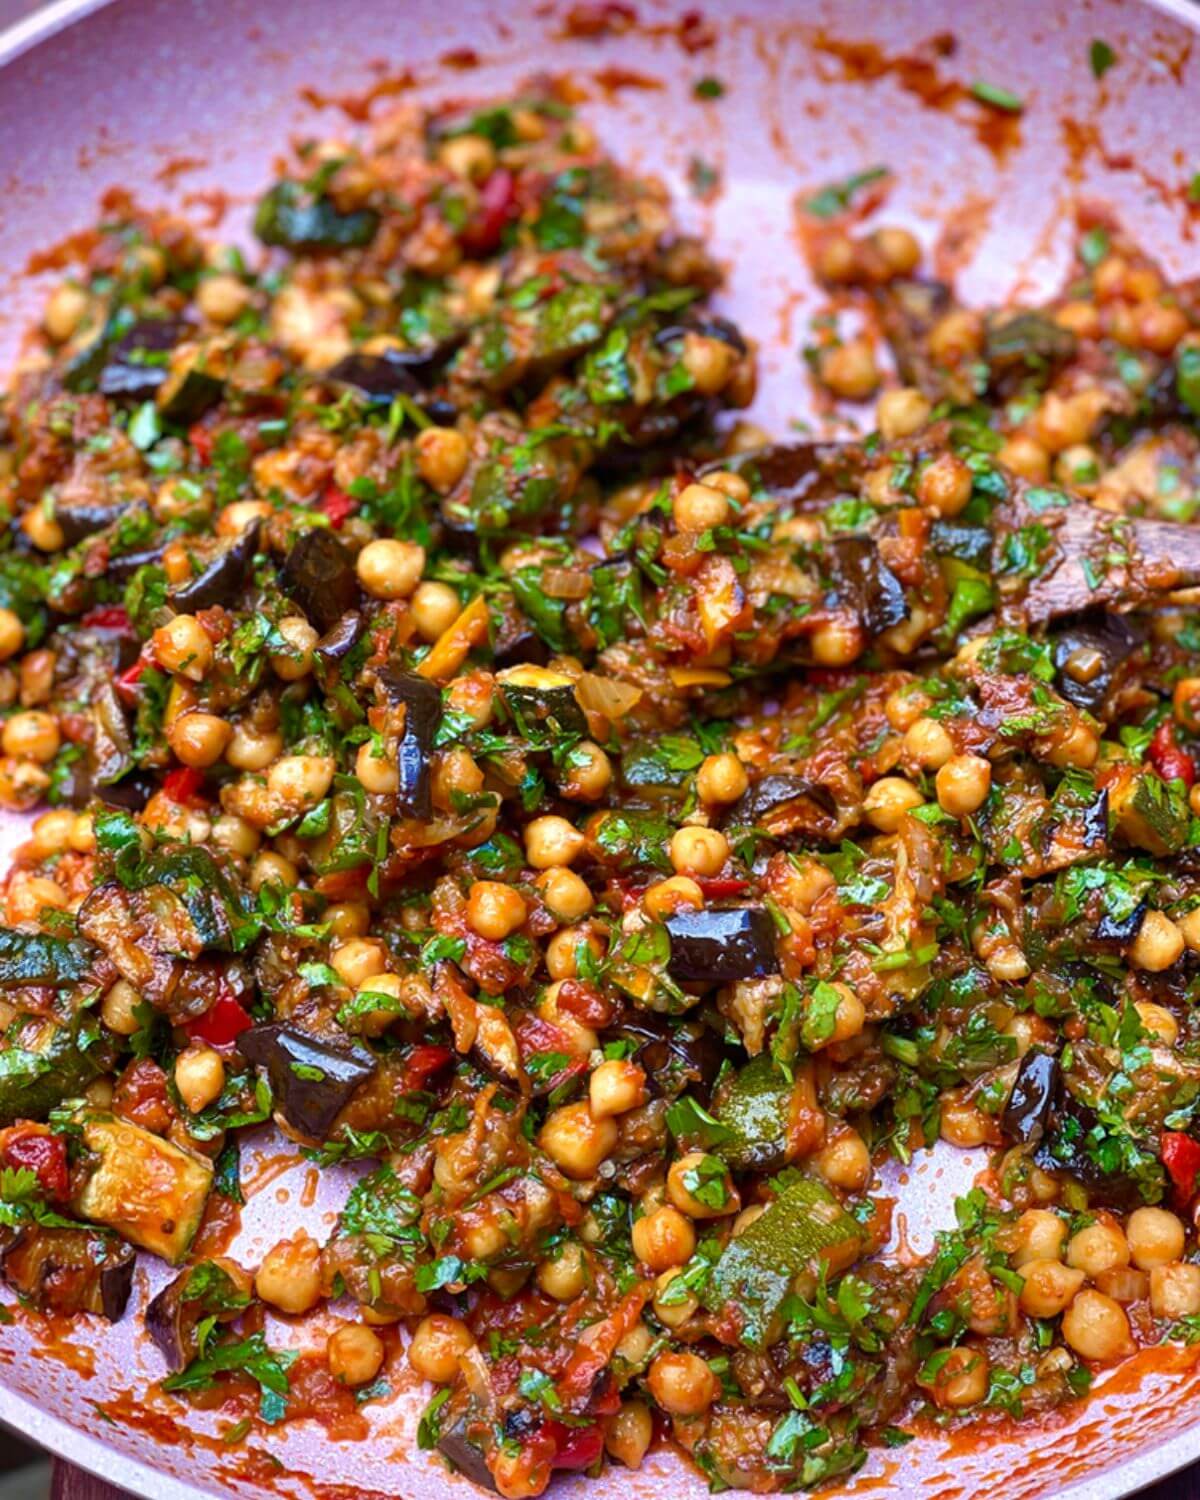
[1148,720,1196,788]
[162,766,204,804]
[461,168,517,255]
[1162,1130,1200,1202]
[187,993,253,1047]
[188,423,214,467]
[2,1128,69,1201]
[115,654,150,705]
[400,1044,454,1093]
[546,1420,605,1472]
[319,483,356,530]
[696,877,750,899]
[81,605,131,632]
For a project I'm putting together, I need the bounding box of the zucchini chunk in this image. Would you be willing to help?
[0,1017,117,1128]
[496,664,588,739]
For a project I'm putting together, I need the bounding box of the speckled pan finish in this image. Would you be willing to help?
[2,0,1200,1495]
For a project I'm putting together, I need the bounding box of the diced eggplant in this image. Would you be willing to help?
[496,664,587,738]
[94,318,185,401]
[237,1023,377,1140]
[930,520,993,569]
[825,535,907,635]
[145,1259,252,1372]
[378,667,442,821]
[437,1408,498,1492]
[255,181,379,251]
[1051,611,1144,716]
[491,613,549,670]
[728,773,837,830]
[873,278,957,399]
[0,1016,116,1128]
[1002,1049,1060,1145]
[985,310,1077,386]
[2,1226,135,1320]
[701,1175,863,1346]
[279,528,360,633]
[101,843,253,954]
[314,610,365,670]
[0,927,94,989]
[1032,1089,1161,1209]
[91,680,135,790]
[712,1054,796,1172]
[156,361,224,423]
[665,907,780,983]
[1095,898,1148,945]
[701,441,855,509]
[612,1013,723,1100]
[55,497,137,547]
[327,342,462,402]
[169,520,261,612]
[73,1115,213,1263]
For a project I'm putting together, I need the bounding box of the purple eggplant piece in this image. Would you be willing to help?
[2,1227,134,1320]
[729,773,836,826]
[438,1409,498,1492]
[1095,897,1148,946]
[1002,1049,1060,1145]
[237,1024,377,1140]
[664,907,780,983]
[104,543,167,586]
[1033,1088,1159,1210]
[100,1253,136,1322]
[378,667,442,820]
[1050,612,1145,717]
[145,1273,193,1371]
[170,520,261,612]
[612,1012,724,1100]
[279,528,360,633]
[701,441,859,510]
[95,318,186,402]
[825,535,908,635]
[314,610,365,669]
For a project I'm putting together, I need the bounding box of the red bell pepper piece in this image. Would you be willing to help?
[461,168,517,255]
[1148,720,1196,788]
[2,1128,69,1201]
[115,654,150,704]
[187,993,253,1047]
[697,877,750,899]
[546,1420,605,1471]
[319,483,356,530]
[81,605,131,632]
[1162,1130,1200,1201]
[162,766,204,803]
[188,423,214,466]
[400,1044,454,1092]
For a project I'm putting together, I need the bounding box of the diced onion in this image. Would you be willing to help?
[575,672,642,718]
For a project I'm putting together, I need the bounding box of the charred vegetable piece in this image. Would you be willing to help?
[701,441,855,509]
[2,1226,135,1320]
[55,497,139,547]
[1002,1049,1060,1145]
[90,680,136,792]
[93,318,185,400]
[106,843,256,953]
[985,311,1077,386]
[157,359,224,423]
[1033,1090,1164,1209]
[664,907,779,982]
[314,610,365,670]
[326,345,461,408]
[702,1176,863,1346]
[437,1407,499,1492]
[279,528,360,634]
[727,774,837,833]
[825,535,907,635]
[612,1014,724,1100]
[1109,770,1190,856]
[712,1054,795,1172]
[1050,612,1144,716]
[255,180,379,251]
[378,667,442,821]
[72,1115,213,1263]
[496,665,587,740]
[145,1259,253,1372]
[169,520,261,612]
[237,1024,377,1140]
[0,927,94,989]
[1095,898,1148,945]
[0,1017,117,1128]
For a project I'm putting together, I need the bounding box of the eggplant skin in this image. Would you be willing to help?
[2,1226,135,1321]
[280,529,361,634]
[1051,611,1144,716]
[170,520,261,613]
[1001,1049,1060,1145]
[664,907,780,982]
[237,1023,377,1140]
[437,1411,499,1492]
[825,535,907,636]
[611,1013,724,1100]
[378,667,443,821]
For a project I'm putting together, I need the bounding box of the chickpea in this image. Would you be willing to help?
[1062,1289,1133,1361]
[211,813,260,859]
[998,434,1051,483]
[903,717,955,770]
[862,775,924,833]
[653,1269,698,1329]
[1011,1209,1068,1268]
[546,924,602,980]
[226,725,283,772]
[928,308,983,364]
[167,712,232,769]
[466,880,527,941]
[815,232,856,283]
[0,758,50,809]
[268,617,318,682]
[22,507,65,553]
[667,1152,740,1220]
[355,741,400,795]
[439,132,496,181]
[926,1345,989,1409]
[681,332,736,395]
[69,812,96,854]
[6,874,66,924]
[643,875,704,919]
[696,752,748,804]
[818,338,880,400]
[218,499,272,537]
[936,754,992,817]
[704,469,752,506]
[268,754,335,812]
[535,867,593,923]
[1018,1258,1086,1318]
[1044,718,1100,770]
[561,740,612,801]
[815,1128,871,1192]
[873,225,921,275]
[44,281,89,342]
[327,1323,384,1387]
[255,1232,323,1314]
[0,609,25,662]
[2,710,59,763]
[538,981,598,1056]
[1134,1000,1179,1046]
[876,386,931,440]
[356,538,425,600]
[631,1206,695,1271]
[408,1314,474,1384]
[918,453,973,517]
[940,1100,990,1148]
[196,273,252,324]
[1126,1207,1186,1270]
[1067,1221,1130,1278]
[646,1351,717,1416]
[410,581,462,642]
[673,482,730,532]
[174,1044,226,1114]
[809,619,864,667]
[525,814,585,869]
[1130,910,1185,972]
[251,850,298,891]
[101,979,142,1036]
[331,937,388,989]
[414,426,469,493]
[30,808,77,859]
[812,982,866,1048]
[1137,301,1188,354]
[606,1400,653,1468]
[539,1101,618,1179]
[536,1241,588,1302]
[1179,907,1200,952]
[1056,299,1101,338]
[669,825,728,877]
[152,614,213,681]
[589,1057,648,1120]
[1150,1262,1200,1319]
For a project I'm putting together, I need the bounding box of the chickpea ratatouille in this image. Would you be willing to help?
[4,79,1200,1498]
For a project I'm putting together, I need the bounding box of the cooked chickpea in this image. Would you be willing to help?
[327,1323,384,1387]
[646,1351,717,1416]
[545,925,602,979]
[926,1345,989,1409]
[152,614,213,681]
[101,979,142,1036]
[1062,1289,1132,1361]
[466,880,527,941]
[538,981,598,1056]
[816,982,865,1047]
[174,1044,226,1114]
[268,754,335,811]
[525,814,585,869]
[439,132,496,182]
[918,453,973,517]
[356,538,425,600]
[815,1129,871,1192]
[653,1269,698,1329]
[410,581,462,642]
[998,434,1051,483]
[196,272,252,324]
[30,808,76,859]
[928,308,983,364]
[643,875,704,919]
[606,1401,653,1469]
[863,775,924,832]
[0,758,50,809]
[255,1232,323,1314]
[69,811,96,854]
[1130,910,1185,972]
[218,499,272,537]
[590,1058,648,1119]
[355,741,400,794]
[1134,1000,1179,1046]
[818,337,880,400]
[1044,718,1100,770]
[250,850,298,891]
[408,1314,474,1383]
[667,1152,740,1220]
[704,469,752,505]
[226,725,283,772]
[1011,1209,1067,1268]
[414,426,469,493]
[211,813,260,858]
[1150,1261,1200,1319]
[1067,1221,1130,1278]
[331,937,388,988]
[1018,1258,1086,1318]
[44,281,89,342]
[673,482,730,532]
[0,610,25,663]
[903,716,955,770]
[1,710,59,764]
[536,1241,588,1302]
[1126,1207,1186,1270]
[696,752,748,804]
[809,618,865,667]
[873,225,921,275]
[539,1101,618,1179]
[167,712,232,769]
[561,740,612,801]
[1179,907,1200,952]
[876,386,931,440]
[535,867,593,924]
[268,616,318,681]
[669,825,728,877]
[680,332,736,395]
[936,754,992,817]
[22,507,65,553]
[631,1206,695,1271]
[6,874,66,924]
[940,1100,990,1148]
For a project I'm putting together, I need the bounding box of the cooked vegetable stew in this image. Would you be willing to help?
[4,80,1200,1497]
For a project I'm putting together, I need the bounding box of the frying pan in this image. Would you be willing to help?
[2,0,1200,1495]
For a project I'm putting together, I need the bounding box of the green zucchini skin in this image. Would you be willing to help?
[712,1054,795,1173]
[496,665,588,739]
[0,927,95,989]
[0,1017,117,1128]
[255,181,379,251]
